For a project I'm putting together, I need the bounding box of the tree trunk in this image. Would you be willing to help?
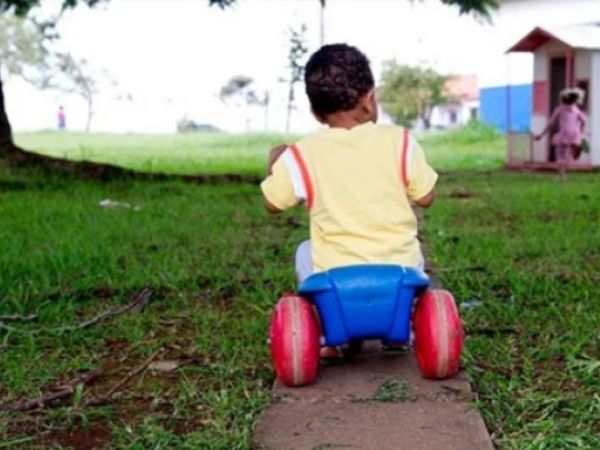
[319,0,326,46]
[86,95,93,132]
[0,73,14,154]
[285,83,294,133]
[0,69,136,179]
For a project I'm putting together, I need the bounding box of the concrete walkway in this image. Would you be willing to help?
[254,210,494,450]
[253,341,494,450]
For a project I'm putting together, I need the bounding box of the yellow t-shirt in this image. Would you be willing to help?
[261,122,438,272]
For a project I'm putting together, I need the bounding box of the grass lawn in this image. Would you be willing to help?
[14,121,505,175]
[2,126,598,449]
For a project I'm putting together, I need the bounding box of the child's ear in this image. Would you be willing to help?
[362,88,378,122]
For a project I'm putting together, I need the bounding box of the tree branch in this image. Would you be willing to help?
[85,348,164,407]
[0,287,152,336]
[0,371,99,412]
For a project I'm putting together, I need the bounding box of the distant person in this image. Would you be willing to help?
[535,88,587,181]
[57,106,66,131]
[260,44,437,359]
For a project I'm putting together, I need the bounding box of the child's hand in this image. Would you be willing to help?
[267,144,288,175]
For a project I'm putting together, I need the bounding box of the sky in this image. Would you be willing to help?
[4,0,597,133]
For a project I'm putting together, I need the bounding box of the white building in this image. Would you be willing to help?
[430,75,479,129]
[506,24,600,169]
[479,0,600,133]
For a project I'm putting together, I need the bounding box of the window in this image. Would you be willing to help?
[576,79,589,112]
[449,110,458,124]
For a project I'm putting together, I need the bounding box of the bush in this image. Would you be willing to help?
[424,121,502,146]
[177,119,221,133]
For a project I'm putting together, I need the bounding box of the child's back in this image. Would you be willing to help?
[261,44,437,279]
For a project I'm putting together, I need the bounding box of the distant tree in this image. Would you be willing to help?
[220,75,260,131]
[379,61,450,129]
[48,54,101,132]
[0,14,46,148]
[282,24,308,133]
[220,75,254,102]
[1,15,105,132]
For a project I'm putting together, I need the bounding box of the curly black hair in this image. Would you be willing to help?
[304,44,374,117]
[561,92,579,105]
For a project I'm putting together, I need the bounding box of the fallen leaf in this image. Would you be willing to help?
[148,360,181,372]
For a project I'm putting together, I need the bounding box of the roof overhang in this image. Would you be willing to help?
[507,27,573,53]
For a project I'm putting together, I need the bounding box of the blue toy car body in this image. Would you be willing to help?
[298,265,430,346]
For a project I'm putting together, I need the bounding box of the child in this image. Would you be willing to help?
[260,44,437,358]
[535,88,587,181]
[57,106,66,131]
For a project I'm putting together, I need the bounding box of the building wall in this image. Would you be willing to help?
[480,84,532,133]
[430,100,479,129]
[530,45,596,164]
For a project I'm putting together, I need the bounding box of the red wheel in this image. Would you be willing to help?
[269,295,320,387]
[413,289,464,379]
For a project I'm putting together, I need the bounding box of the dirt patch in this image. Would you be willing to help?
[41,421,112,450]
[448,189,477,199]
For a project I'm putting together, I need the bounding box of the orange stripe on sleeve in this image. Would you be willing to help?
[290,144,315,210]
[400,128,409,187]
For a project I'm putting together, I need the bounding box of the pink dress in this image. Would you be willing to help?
[550,104,586,147]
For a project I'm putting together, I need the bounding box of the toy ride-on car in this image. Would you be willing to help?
[269,265,464,387]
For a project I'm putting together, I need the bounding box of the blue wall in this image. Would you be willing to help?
[480,84,532,133]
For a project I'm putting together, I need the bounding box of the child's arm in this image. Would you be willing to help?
[267,144,288,175]
[535,109,559,140]
[579,110,587,132]
[404,133,438,208]
[415,189,435,208]
[261,144,300,214]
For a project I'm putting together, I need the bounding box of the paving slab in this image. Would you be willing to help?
[253,343,494,450]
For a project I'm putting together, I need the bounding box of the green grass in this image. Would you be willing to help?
[0,170,308,449]
[419,121,505,170]
[3,127,598,449]
[426,171,600,449]
[14,132,296,176]
[15,121,504,176]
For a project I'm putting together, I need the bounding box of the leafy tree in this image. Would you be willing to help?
[0,0,497,17]
[0,15,46,79]
[0,15,48,149]
[379,61,450,129]
[283,24,308,133]
[1,15,105,132]
[50,54,101,132]
[220,75,262,131]
[220,75,254,102]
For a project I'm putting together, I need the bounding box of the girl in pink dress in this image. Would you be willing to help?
[535,88,587,181]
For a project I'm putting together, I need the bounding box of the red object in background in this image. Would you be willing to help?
[269,295,320,387]
[533,81,549,115]
[413,289,464,380]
